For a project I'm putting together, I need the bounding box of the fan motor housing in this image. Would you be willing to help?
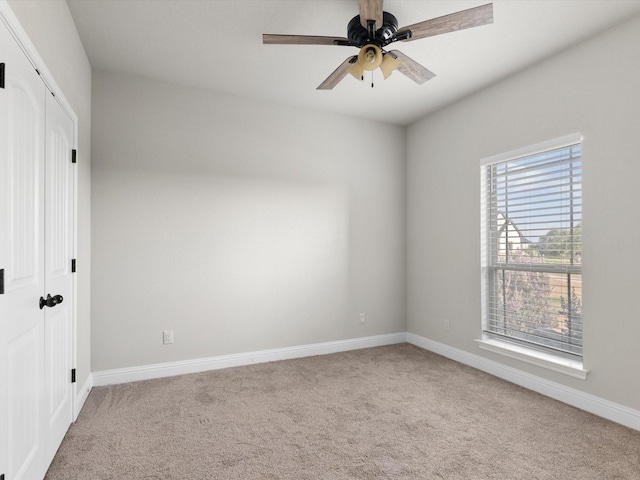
[347,11,399,48]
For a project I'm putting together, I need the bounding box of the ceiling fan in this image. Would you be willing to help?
[263,1,493,90]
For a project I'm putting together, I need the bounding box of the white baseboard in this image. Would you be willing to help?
[406,332,640,431]
[74,373,93,421]
[92,332,407,387]
[88,331,639,432]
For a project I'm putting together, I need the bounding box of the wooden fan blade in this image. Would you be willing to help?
[317,56,359,90]
[263,34,350,45]
[397,3,493,42]
[358,0,383,30]
[388,50,436,85]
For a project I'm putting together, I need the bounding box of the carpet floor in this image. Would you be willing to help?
[45,343,640,479]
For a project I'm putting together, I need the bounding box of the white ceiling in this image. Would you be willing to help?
[66,0,640,126]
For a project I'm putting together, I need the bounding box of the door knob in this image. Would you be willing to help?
[39,294,63,310]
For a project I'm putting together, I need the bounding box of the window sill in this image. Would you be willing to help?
[475,338,588,380]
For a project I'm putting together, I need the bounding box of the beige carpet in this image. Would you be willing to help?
[46,344,640,479]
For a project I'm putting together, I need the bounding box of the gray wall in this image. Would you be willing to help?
[407,14,640,411]
[91,71,406,371]
[8,0,92,388]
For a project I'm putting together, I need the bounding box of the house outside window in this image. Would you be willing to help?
[481,134,583,360]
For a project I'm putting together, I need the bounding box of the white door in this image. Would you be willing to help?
[43,91,74,467]
[43,94,74,465]
[0,20,75,480]
[0,19,47,480]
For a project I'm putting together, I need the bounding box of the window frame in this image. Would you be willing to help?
[480,133,585,372]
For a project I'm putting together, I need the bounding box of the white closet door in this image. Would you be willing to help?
[0,21,48,480]
[1,19,76,480]
[43,91,74,466]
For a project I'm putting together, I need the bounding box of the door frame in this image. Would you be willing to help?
[0,0,79,419]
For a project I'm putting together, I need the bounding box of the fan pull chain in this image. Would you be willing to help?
[371,70,374,88]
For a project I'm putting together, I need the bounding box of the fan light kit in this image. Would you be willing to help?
[263,0,493,89]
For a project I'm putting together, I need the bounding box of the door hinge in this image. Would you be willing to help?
[0,268,4,294]
[71,369,76,383]
[72,149,77,164]
[71,259,77,273]
[0,62,5,89]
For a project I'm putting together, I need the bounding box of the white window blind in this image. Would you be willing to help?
[481,134,583,358]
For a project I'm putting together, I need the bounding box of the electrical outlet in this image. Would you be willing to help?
[163,330,174,345]
[359,313,365,325]
[443,319,450,332]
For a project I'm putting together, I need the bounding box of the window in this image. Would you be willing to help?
[481,134,582,359]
